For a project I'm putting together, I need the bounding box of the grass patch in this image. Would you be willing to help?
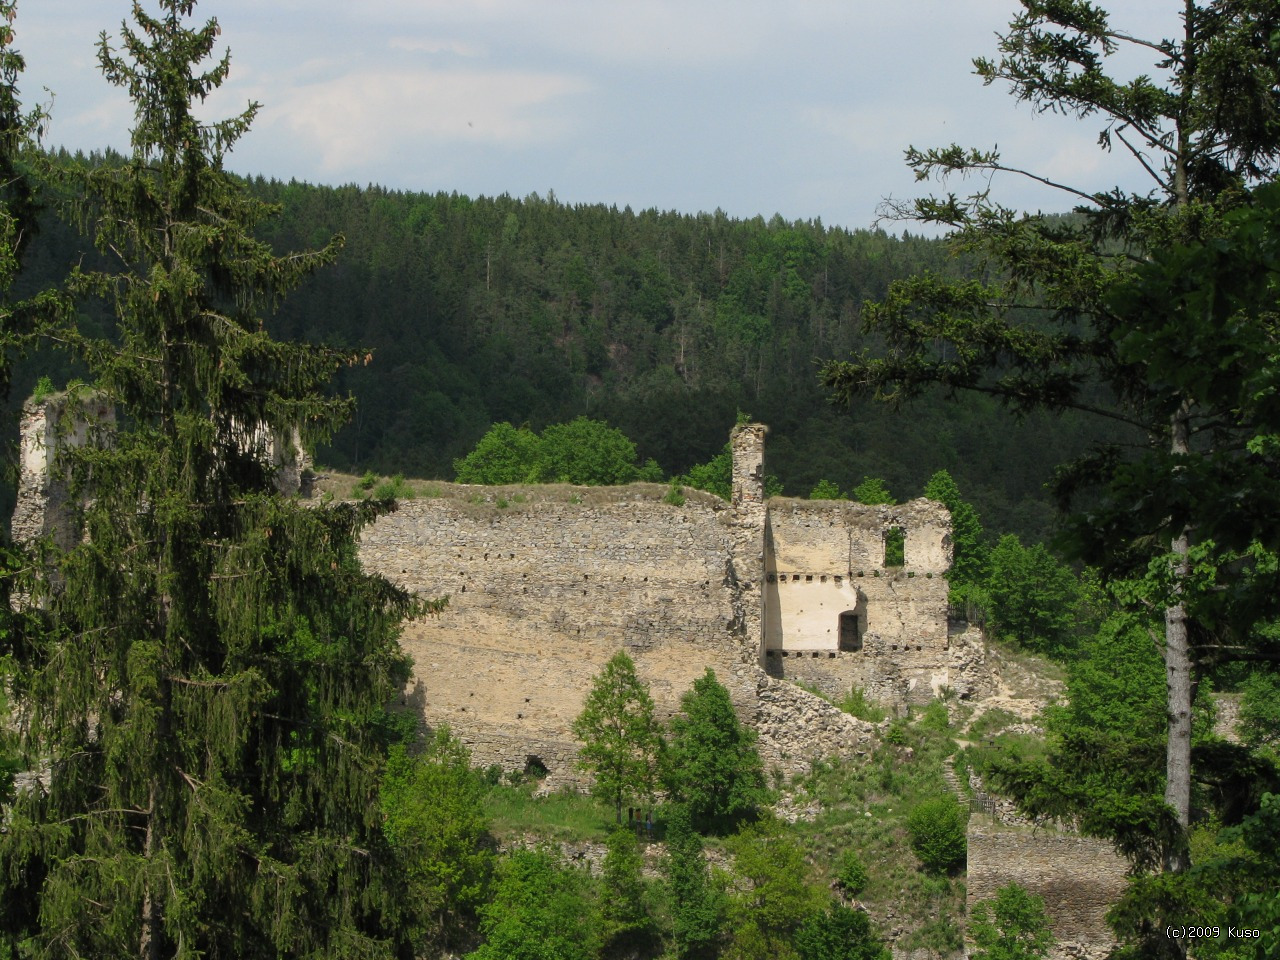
[483,781,618,844]
[374,473,415,499]
[965,707,1019,741]
[838,685,888,723]
[959,728,1050,792]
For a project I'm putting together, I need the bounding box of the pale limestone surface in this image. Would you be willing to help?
[13,394,114,550]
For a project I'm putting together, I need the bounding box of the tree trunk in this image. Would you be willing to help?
[1164,406,1193,878]
[139,783,160,960]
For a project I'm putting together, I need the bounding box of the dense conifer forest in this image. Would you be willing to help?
[10,157,1129,541]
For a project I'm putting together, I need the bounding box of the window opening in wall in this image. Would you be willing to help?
[524,756,549,779]
[838,610,862,652]
[884,527,905,568]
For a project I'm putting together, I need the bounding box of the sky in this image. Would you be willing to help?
[15,1,1182,233]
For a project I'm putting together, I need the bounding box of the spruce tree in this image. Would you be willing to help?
[665,668,767,834]
[821,3,1280,917]
[0,0,69,885]
[0,3,435,956]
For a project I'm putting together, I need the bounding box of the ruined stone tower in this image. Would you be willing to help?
[12,392,115,551]
[730,422,768,507]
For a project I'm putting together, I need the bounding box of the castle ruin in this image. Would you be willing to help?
[353,422,977,783]
[11,401,1130,960]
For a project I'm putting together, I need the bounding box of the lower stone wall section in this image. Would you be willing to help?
[967,825,1129,960]
[750,674,880,776]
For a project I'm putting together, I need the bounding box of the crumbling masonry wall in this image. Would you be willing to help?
[762,497,954,705]
[967,825,1129,960]
[13,394,307,550]
[12,394,115,550]
[355,484,873,785]
[12,406,946,784]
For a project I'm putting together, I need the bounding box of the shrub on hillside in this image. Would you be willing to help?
[906,796,967,873]
[834,851,869,896]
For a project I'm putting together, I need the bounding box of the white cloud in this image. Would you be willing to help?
[388,37,485,57]
[258,68,590,173]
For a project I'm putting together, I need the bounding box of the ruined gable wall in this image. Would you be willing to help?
[762,498,952,705]
[12,394,115,550]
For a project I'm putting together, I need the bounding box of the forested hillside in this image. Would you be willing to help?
[14,157,1128,539]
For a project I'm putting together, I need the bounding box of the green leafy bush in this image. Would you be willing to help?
[838,686,887,723]
[374,473,413,499]
[852,477,895,505]
[906,797,967,873]
[834,851,869,896]
[454,418,654,487]
[809,479,844,500]
[796,902,891,960]
[968,883,1054,960]
[31,375,55,404]
[599,826,658,955]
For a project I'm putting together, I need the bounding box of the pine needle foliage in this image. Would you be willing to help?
[0,3,437,957]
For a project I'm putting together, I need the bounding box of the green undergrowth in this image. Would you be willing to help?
[483,780,619,844]
[465,699,986,956]
[789,681,890,724]
[792,701,967,955]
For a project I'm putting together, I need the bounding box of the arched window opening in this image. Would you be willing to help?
[839,610,862,652]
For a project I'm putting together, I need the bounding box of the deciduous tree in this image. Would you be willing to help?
[453,421,543,484]
[467,849,598,960]
[572,651,664,823]
[598,825,656,957]
[985,535,1082,657]
[851,477,894,506]
[663,803,726,960]
[380,727,494,952]
[666,668,768,833]
[922,469,987,594]
[724,818,824,960]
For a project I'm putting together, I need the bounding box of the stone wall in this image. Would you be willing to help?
[12,406,956,786]
[12,393,114,549]
[967,824,1129,960]
[762,498,955,705]
[355,477,901,786]
[358,485,776,787]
